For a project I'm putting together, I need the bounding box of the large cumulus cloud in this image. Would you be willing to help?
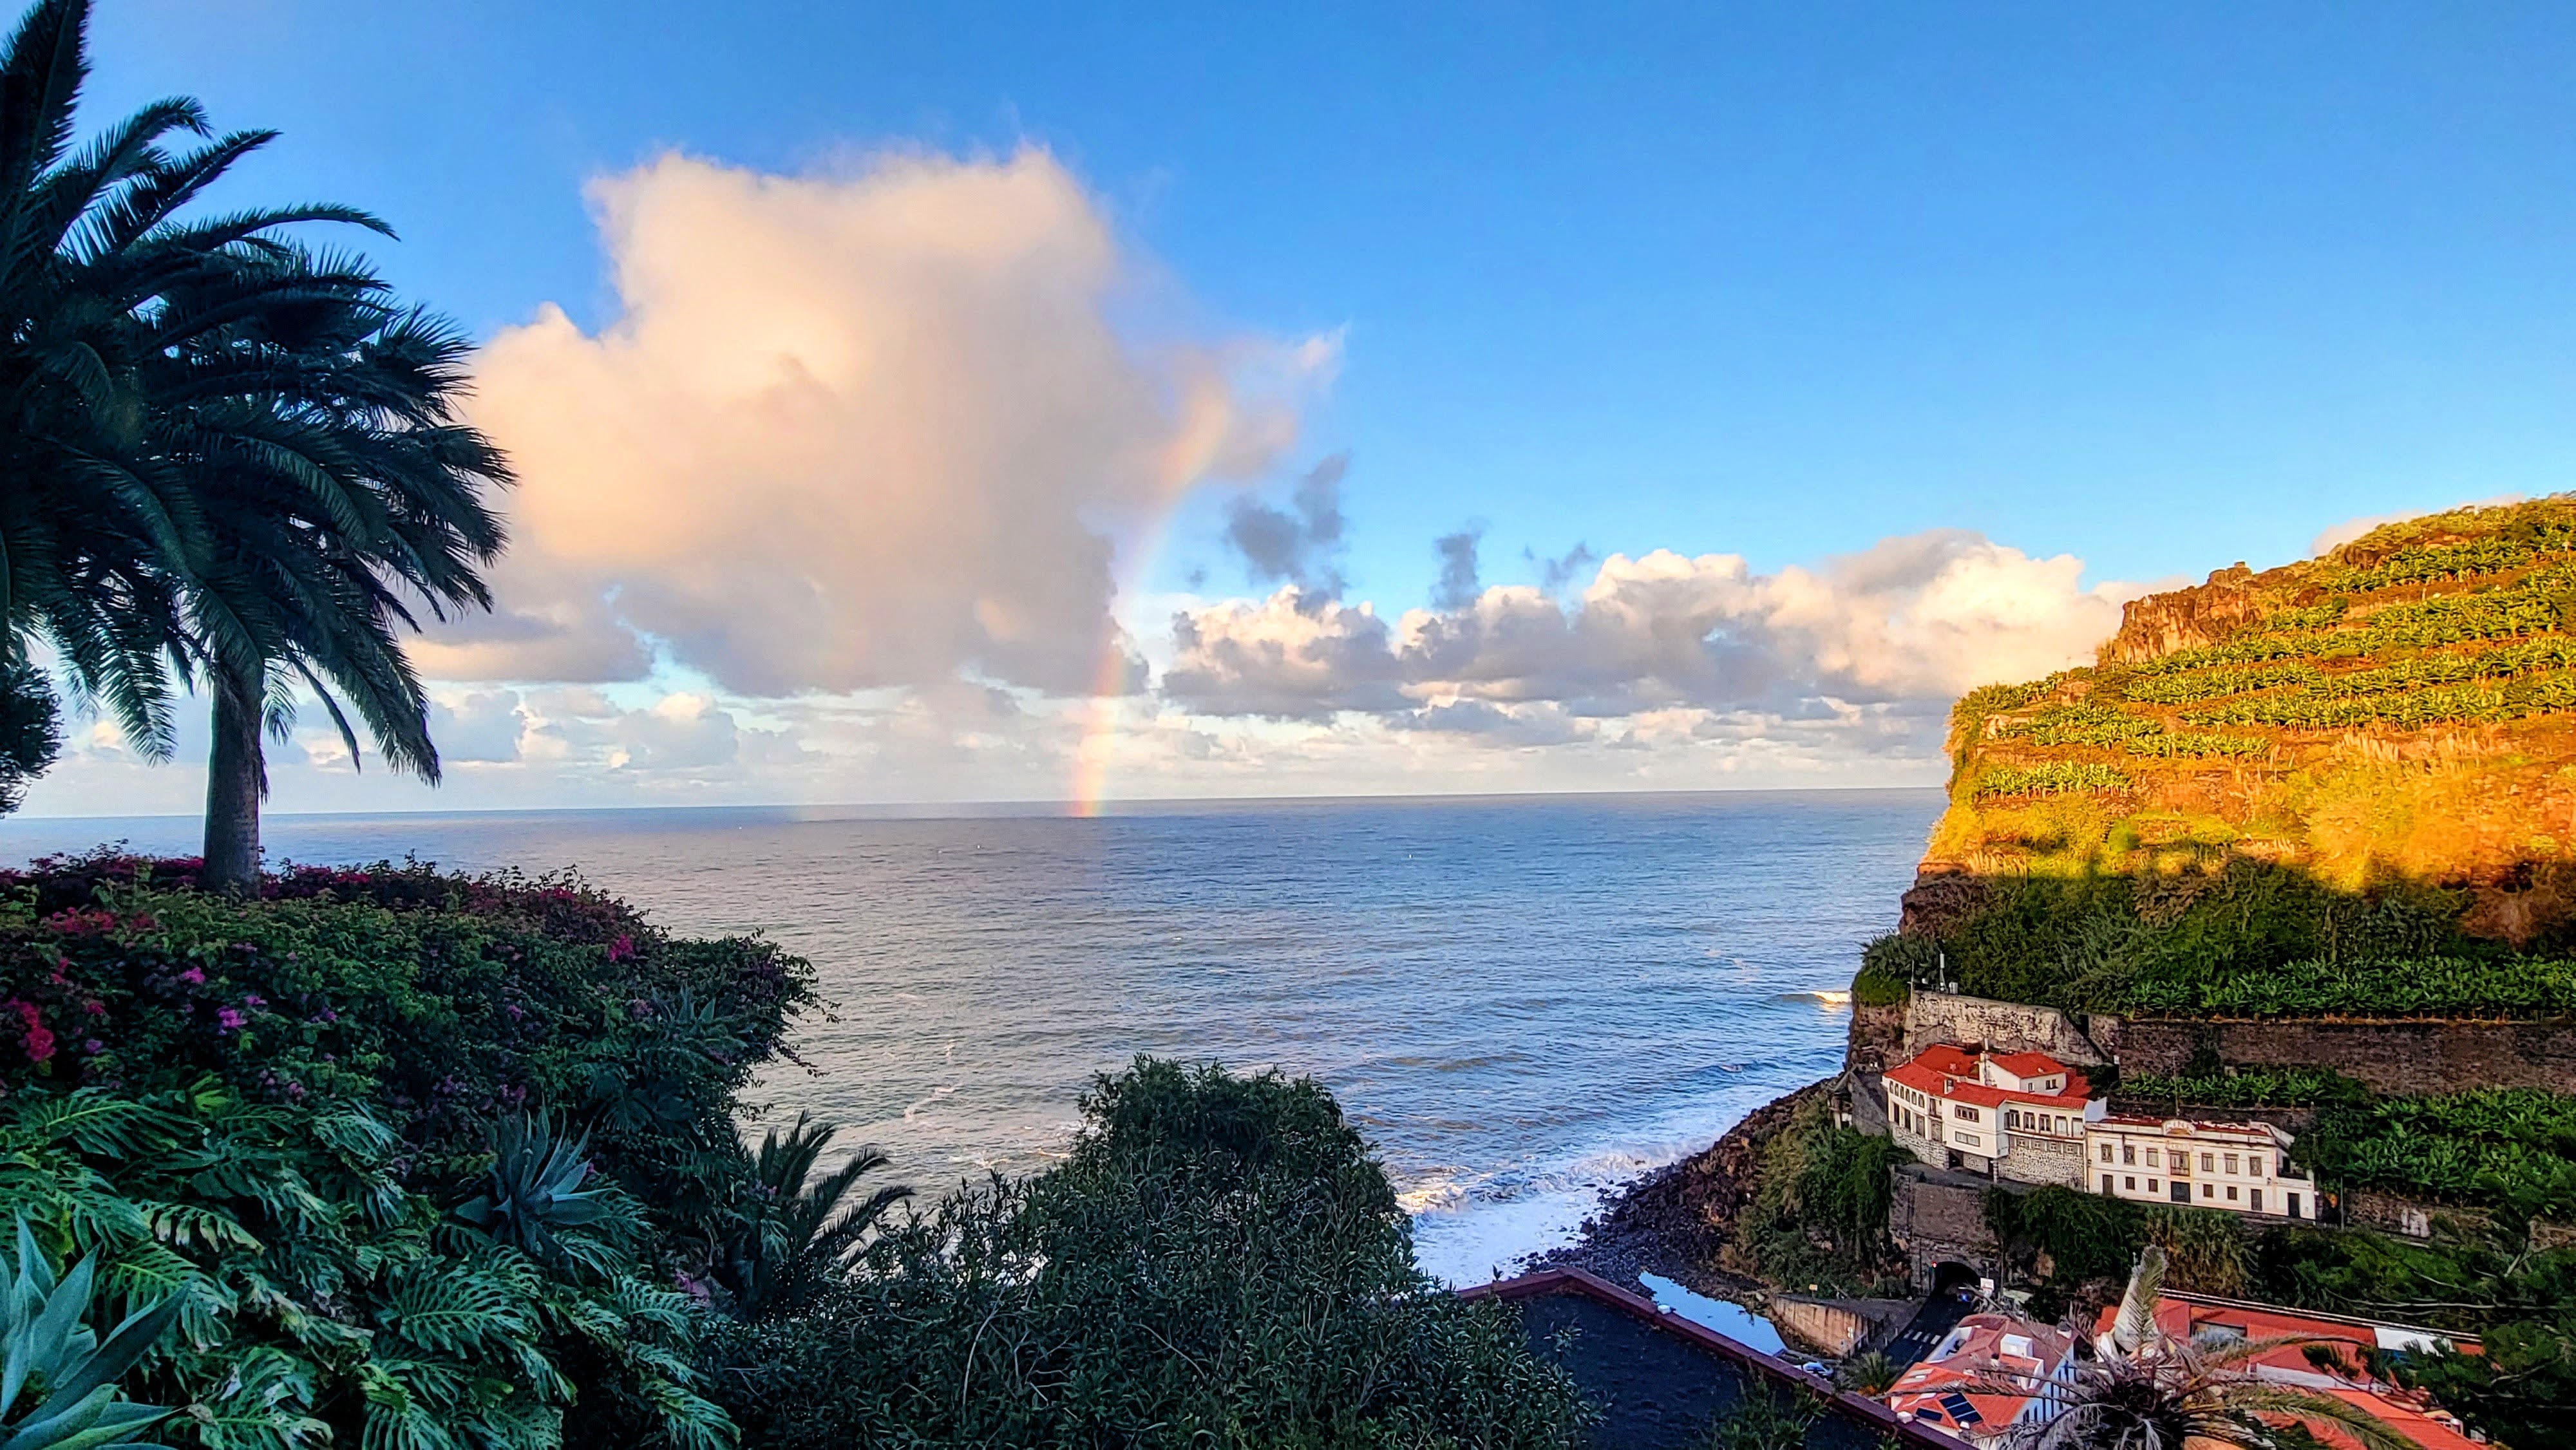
[418,147,1330,697]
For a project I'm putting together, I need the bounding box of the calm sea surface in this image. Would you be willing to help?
[0,790,1938,1283]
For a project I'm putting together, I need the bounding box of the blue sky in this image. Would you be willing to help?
[33,1,2576,813]
[98,3,2576,593]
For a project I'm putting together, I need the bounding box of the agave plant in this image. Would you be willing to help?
[1995,1247,2419,1450]
[0,1219,182,1449]
[454,1113,625,1271]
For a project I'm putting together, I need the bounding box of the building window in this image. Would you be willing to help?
[2201,1153,2214,1172]
[2226,1185,2239,1202]
[2286,1193,2302,1219]
[1956,1106,1978,1122]
[2251,1157,2266,1177]
[2249,1189,2262,1212]
[2125,1176,2136,1191]
[1958,1133,1980,1147]
[2123,1144,2136,1165]
[2202,1183,2213,1199]
[2102,1174,2114,1194]
[2145,1148,2161,1168]
[2098,1144,2112,1163]
[2005,1110,2019,1129]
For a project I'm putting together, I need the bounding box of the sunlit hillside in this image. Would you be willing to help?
[1932,495,2576,912]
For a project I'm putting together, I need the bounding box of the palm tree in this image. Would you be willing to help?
[156,261,507,890]
[721,1113,911,1319]
[1996,1247,2418,1450]
[0,0,393,755]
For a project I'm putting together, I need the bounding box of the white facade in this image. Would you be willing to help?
[2085,1117,2317,1220]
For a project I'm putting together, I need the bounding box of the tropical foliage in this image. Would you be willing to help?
[0,854,813,1447]
[1859,858,2560,1019]
[2302,1088,2576,1221]
[0,1219,181,1450]
[2118,1067,2369,1109]
[704,1058,1588,1448]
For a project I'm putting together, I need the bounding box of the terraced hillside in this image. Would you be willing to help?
[1938,496,2576,900]
[1881,496,2576,1019]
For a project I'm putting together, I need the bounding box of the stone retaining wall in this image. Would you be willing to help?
[1888,1163,2000,1289]
[2096,1016,2576,1095]
[1903,990,2110,1065]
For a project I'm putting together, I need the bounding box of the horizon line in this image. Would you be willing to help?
[2,779,1949,825]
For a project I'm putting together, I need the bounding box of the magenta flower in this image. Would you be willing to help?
[177,967,205,986]
[216,1008,246,1033]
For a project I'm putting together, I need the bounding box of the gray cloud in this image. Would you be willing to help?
[1431,524,1483,610]
[1222,452,1349,600]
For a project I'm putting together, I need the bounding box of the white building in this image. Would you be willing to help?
[2085,1116,2317,1220]
[1883,1044,2103,1185]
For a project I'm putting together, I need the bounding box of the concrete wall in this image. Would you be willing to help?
[2098,1015,2576,1095]
[2344,1189,2494,1240]
[1904,991,2109,1066]
[1770,1297,1908,1358]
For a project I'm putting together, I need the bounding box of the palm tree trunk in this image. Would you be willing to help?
[202,659,265,892]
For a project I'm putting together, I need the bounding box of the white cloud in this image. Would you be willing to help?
[419,147,1331,697]
[1162,529,2136,723]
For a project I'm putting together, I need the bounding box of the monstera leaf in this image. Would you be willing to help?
[0,1219,184,1450]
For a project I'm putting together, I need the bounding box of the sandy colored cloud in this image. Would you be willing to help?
[421,147,1330,697]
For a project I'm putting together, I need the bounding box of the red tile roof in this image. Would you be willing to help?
[1885,1044,2092,1111]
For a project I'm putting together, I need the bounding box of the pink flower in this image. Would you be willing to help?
[6,1001,52,1064]
[216,1008,245,1033]
[177,967,205,986]
[608,934,637,963]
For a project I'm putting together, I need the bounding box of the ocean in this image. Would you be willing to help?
[0,789,1939,1283]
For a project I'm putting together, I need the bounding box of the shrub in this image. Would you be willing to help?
[1735,1098,1907,1294]
[703,1059,1587,1449]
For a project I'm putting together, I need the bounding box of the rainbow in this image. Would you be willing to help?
[1066,509,1186,817]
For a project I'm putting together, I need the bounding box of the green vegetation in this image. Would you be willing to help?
[2121,660,2324,706]
[1868,858,2559,1017]
[2115,953,2576,1019]
[0,0,509,889]
[1978,762,2134,798]
[1733,1098,1908,1295]
[703,1059,1587,1448]
[2119,1066,2369,1108]
[0,860,1595,1449]
[2304,1089,2576,1221]
[0,856,807,1447]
